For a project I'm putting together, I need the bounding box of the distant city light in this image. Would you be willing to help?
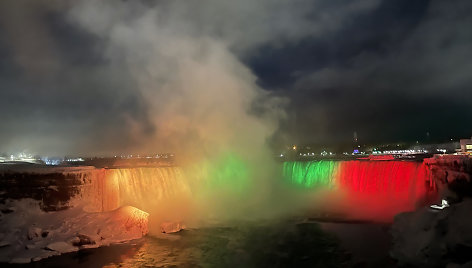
[65,158,84,162]
[42,158,62,166]
[382,149,428,154]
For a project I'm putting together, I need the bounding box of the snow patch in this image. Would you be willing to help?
[27,227,42,240]
[45,242,76,253]
[0,199,149,263]
[160,221,185,233]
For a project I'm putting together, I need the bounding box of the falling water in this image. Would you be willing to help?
[67,160,437,225]
[282,161,338,188]
[283,160,437,220]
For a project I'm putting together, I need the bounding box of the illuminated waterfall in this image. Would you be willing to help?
[65,159,437,223]
[109,167,191,212]
[336,161,429,198]
[68,153,253,223]
[282,161,338,188]
[283,160,437,219]
[283,160,433,192]
[70,167,191,213]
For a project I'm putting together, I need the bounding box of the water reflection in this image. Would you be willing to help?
[26,220,350,268]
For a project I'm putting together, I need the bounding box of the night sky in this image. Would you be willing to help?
[1,0,471,156]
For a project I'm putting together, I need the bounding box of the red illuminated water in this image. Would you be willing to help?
[284,160,438,221]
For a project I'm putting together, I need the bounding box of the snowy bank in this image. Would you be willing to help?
[0,199,148,263]
[391,198,472,267]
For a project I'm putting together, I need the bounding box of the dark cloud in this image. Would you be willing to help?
[0,0,470,156]
[0,1,153,155]
[264,0,472,146]
[248,0,431,89]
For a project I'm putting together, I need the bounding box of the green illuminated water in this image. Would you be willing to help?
[204,152,250,192]
[283,161,338,188]
[180,152,254,219]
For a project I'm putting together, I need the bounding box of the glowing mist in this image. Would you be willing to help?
[76,159,438,233]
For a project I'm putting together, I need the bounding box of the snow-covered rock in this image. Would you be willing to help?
[27,227,42,240]
[45,242,77,253]
[110,206,149,237]
[0,199,149,263]
[69,234,95,247]
[391,199,472,267]
[25,244,37,250]
[160,221,185,233]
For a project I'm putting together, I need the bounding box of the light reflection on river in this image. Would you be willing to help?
[26,220,358,268]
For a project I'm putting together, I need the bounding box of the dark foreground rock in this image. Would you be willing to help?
[391,199,472,267]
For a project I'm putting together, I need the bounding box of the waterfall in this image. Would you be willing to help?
[283,161,338,188]
[65,167,191,213]
[283,160,434,192]
[283,160,437,220]
[64,160,437,222]
[108,167,192,213]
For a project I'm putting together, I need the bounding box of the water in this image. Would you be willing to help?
[19,220,365,268]
[283,160,433,192]
[73,160,436,221]
[73,167,192,213]
[26,160,436,267]
[283,160,437,220]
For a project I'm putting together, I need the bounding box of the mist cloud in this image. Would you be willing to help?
[0,0,381,155]
[1,0,470,155]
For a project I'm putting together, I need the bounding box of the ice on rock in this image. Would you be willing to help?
[0,199,149,263]
[110,206,149,236]
[45,242,77,253]
[27,227,42,240]
[68,234,95,247]
[47,185,59,191]
[160,221,185,233]
[25,244,37,250]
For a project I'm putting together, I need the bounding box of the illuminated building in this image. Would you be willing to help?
[460,137,472,153]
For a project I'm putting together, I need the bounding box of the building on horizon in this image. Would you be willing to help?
[460,137,472,153]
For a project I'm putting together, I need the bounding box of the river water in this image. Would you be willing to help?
[5,160,434,267]
[17,219,396,268]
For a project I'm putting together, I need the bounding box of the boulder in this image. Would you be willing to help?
[160,221,185,233]
[45,242,77,253]
[70,234,95,247]
[27,227,42,240]
[391,199,472,267]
